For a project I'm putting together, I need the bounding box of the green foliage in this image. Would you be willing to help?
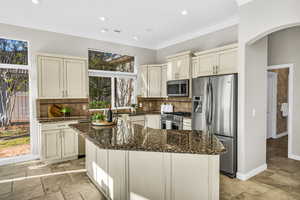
[92,113,105,121]
[89,100,110,109]
[60,107,71,114]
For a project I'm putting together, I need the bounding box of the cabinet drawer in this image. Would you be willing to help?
[41,121,78,130]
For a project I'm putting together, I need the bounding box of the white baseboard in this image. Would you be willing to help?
[236,164,267,181]
[0,154,39,166]
[272,132,288,139]
[288,154,300,161]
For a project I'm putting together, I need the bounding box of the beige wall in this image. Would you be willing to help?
[238,0,300,176]
[268,27,300,155]
[156,26,238,63]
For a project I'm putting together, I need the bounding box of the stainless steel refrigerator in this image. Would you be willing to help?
[192,74,237,177]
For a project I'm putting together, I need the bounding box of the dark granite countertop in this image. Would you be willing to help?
[38,116,89,123]
[69,119,225,155]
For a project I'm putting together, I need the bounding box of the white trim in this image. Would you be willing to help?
[273,132,288,139]
[0,154,39,166]
[267,64,294,159]
[155,16,239,49]
[88,70,137,79]
[235,0,253,6]
[267,71,278,139]
[288,154,300,161]
[237,164,267,181]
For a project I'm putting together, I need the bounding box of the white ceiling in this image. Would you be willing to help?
[0,0,238,49]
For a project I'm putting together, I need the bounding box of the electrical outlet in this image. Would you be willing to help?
[82,105,87,110]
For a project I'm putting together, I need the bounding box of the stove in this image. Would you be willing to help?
[160,112,191,130]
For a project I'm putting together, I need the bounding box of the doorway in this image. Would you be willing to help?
[266,64,293,162]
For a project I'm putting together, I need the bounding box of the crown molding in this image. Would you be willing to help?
[155,16,239,50]
[235,0,253,6]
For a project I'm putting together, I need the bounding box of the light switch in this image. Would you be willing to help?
[252,109,256,117]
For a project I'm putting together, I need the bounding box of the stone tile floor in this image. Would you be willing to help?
[0,158,106,200]
[0,136,299,200]
[221,136,300,200]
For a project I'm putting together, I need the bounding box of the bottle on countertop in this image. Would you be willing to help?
[107,105,113,122]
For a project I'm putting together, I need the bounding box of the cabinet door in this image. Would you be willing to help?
[198,54,217,77]
[64,59,88,98]
[192,57,199,78]
[217,49,238,74]
[108,150,127,200]
[148,66,162,97]
[43,129,62,161]
[129,151,166,200]
[145,115,160,129]
[86,139,97,180]
[161,65,167,97]
[38,56,64,98]
[96,149,109,195]
[140,66,148,97]
[177,56,190,80]
[61,128,78,158]
[171,154,209,200]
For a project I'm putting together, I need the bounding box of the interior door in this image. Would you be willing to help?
[38,56,64,98]
[211,74,237,137]
[64,59,87,98]
[267,72,278,139]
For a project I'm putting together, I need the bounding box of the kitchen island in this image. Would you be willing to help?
[70,117,225,200]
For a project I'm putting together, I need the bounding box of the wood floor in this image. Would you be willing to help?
[0,136,299,200]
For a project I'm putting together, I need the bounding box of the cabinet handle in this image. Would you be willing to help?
[213,66,215,74]
[216,66,219,74]
[62,91,64,97]
[65,90,68,97]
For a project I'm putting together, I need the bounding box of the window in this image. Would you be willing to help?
[0,38,31,159]
[88,50,136,109]
[0,38,28,66]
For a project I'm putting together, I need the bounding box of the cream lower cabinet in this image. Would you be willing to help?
[40,121,78,162]
[129,151,167,200]
[145,115,161,129]
[37,54,88,98]
[86,142,220,200]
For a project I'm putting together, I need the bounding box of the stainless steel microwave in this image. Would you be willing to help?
[167,79,189,97]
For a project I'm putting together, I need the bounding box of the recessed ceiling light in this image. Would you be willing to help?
[181,10,188,16]
[133,36,139,41]
[99,17,107,21]
[113,29,121,34]
[101,28,108,33]
[32,0,40,4]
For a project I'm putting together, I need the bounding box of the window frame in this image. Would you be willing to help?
[88,50,137,111]
[0,37,29,68]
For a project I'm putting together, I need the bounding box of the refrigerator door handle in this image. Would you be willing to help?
[205,82,210,127]
[209,82,214,125]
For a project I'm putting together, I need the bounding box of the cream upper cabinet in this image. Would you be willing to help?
[216,48,238,75]
[167,51,192,80]
[148,65,162,97]
[194,44,238,77]
[37,54,88,99]
[192,57,199,78]
[140,65,148,97]
[64,59,88,98]
[38,56,64,98]
[161,64,168,97]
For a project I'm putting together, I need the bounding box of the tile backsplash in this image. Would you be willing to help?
[137,97,192,113]
[36,98,89,118]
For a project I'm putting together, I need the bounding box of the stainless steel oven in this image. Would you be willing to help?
[167,79,189,97]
